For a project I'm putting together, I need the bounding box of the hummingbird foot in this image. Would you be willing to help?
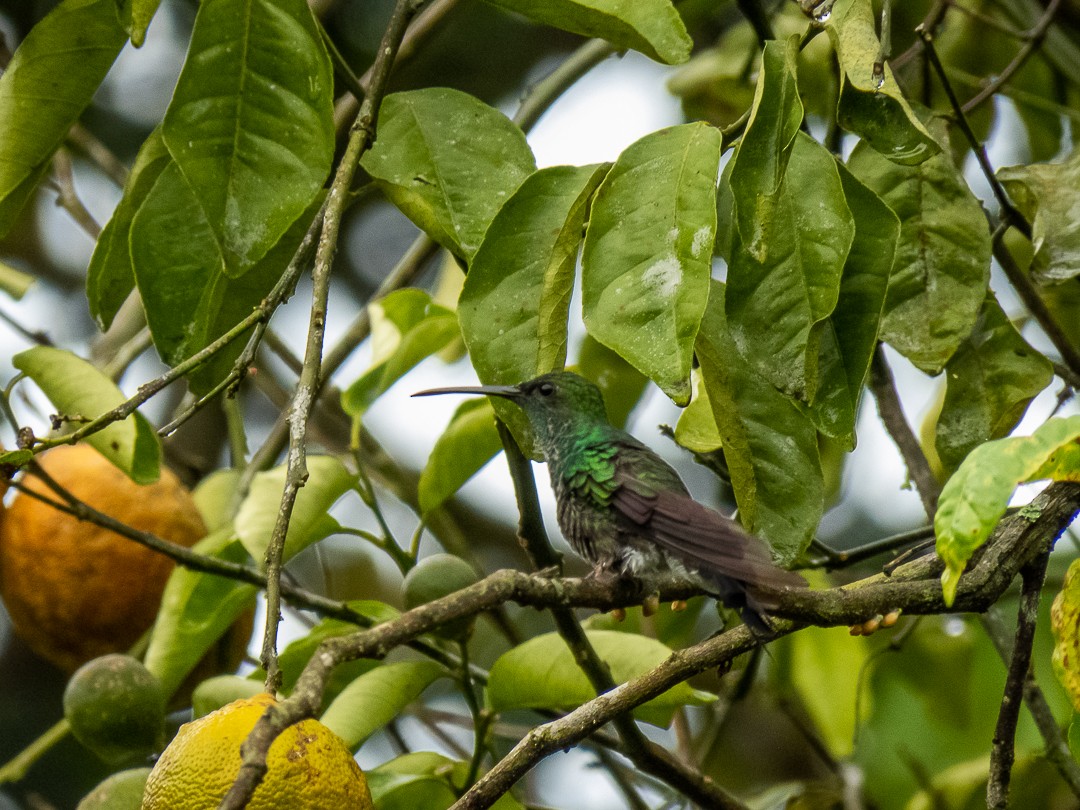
[641,593,660,617]
[848,608,902,636]
[670,599,688,612]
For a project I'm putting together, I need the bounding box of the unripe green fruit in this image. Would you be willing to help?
[402,554,482,640]
[76,767,152,809]
[63,654,166,764]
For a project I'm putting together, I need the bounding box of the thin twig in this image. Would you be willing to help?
[987,549,1051,809]
[981,609,1080,802]
[993,237,1080,381]
[916,25,1031,238]
[961,0,1063,114]
[868,346,941,518]
[257,0,425,693]
[50,149,101,239]
[66,122,129,187]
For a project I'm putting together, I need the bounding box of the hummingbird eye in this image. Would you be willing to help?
[537,382,555,397]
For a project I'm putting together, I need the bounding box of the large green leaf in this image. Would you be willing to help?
[460,163,609,449]
[341,289,460,423]
[418,398,504,515]
[726,132,853,403]
[935,294,1053,473]
[998,144,1080,283]
[826,0,938,165]
[360,89,536,262]
[12,347,161,484]
[320,661,446,750]
[487,629,715,727]
[234,455,358,564]
[581,122,722,405]
[129,160,319,392]
[777,609,871,758]
[461,163,609,385]
[802,162,898,444]
[847,131,991,374]
[935,415,1080,605]
[696,281,823,564]
[0,0,128,236]
[143,528,258,697]
[86,130,171,330]
[482,0,691,65]
[161,0,333,276]
[128,161,225,363]
[726,36,803,262]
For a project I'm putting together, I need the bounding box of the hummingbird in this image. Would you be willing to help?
[413,371,805,630]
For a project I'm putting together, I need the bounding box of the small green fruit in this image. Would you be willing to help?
[63,654,166,763]
[75,767,152,809]
[402,554,481,640]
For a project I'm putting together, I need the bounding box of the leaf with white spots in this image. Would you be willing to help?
[581,123,722,405]
[726,132,854,403]
[360,88,536,263]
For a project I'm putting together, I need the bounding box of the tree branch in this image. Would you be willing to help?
[217,479,1080,810]
[868,346,941,517]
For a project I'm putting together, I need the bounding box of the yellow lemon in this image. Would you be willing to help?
[141,693,373,809]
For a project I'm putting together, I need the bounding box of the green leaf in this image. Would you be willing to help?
[847,129,991,374]
[935,415,1080,605]
[0,450,34,468]
[777,617,870,757]
[1052,558,1080,713]
[581,122,722,405]
[825,0,938,165]
[320,661,445,750]
[674,370,722,453]
[360,89,536,262]
[143,528,258,697]
[161,0,334,275]
[186,196,323,395]
[418,398,503,515]
[272,602,398,696]
[191,675,263,719]
[726,36,803,262]
[487,629,715,727]
[129,161,224,362]
[366,753,524,810]
[726,132,854,403]
[461,163,610,385]
[12,347,161,484]
[481,0,691,64]
[696,281,823,564]
[115,0,163,47]
[234,455,358,564]
[802,162,898,444]
[129,160,319,392]
[341,289,460,422]
[87,130,171,330]
[191,469,242,532]
[935,295,1053,473]
[0,0,128,237]
[998,144,1080,283]
[460,163,610,450]
[0,261,34,301]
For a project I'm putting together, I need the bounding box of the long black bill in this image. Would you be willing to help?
[412,384,521,400]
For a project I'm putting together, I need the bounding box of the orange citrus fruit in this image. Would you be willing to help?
[141,692,373,809]
[0,444,207,671]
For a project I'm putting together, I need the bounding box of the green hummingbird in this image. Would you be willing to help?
[414,371,805,630]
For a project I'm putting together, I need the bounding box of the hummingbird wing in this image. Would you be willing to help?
[608,444,805,593]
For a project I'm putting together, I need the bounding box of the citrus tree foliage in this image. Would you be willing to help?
[2,0,1080,808]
